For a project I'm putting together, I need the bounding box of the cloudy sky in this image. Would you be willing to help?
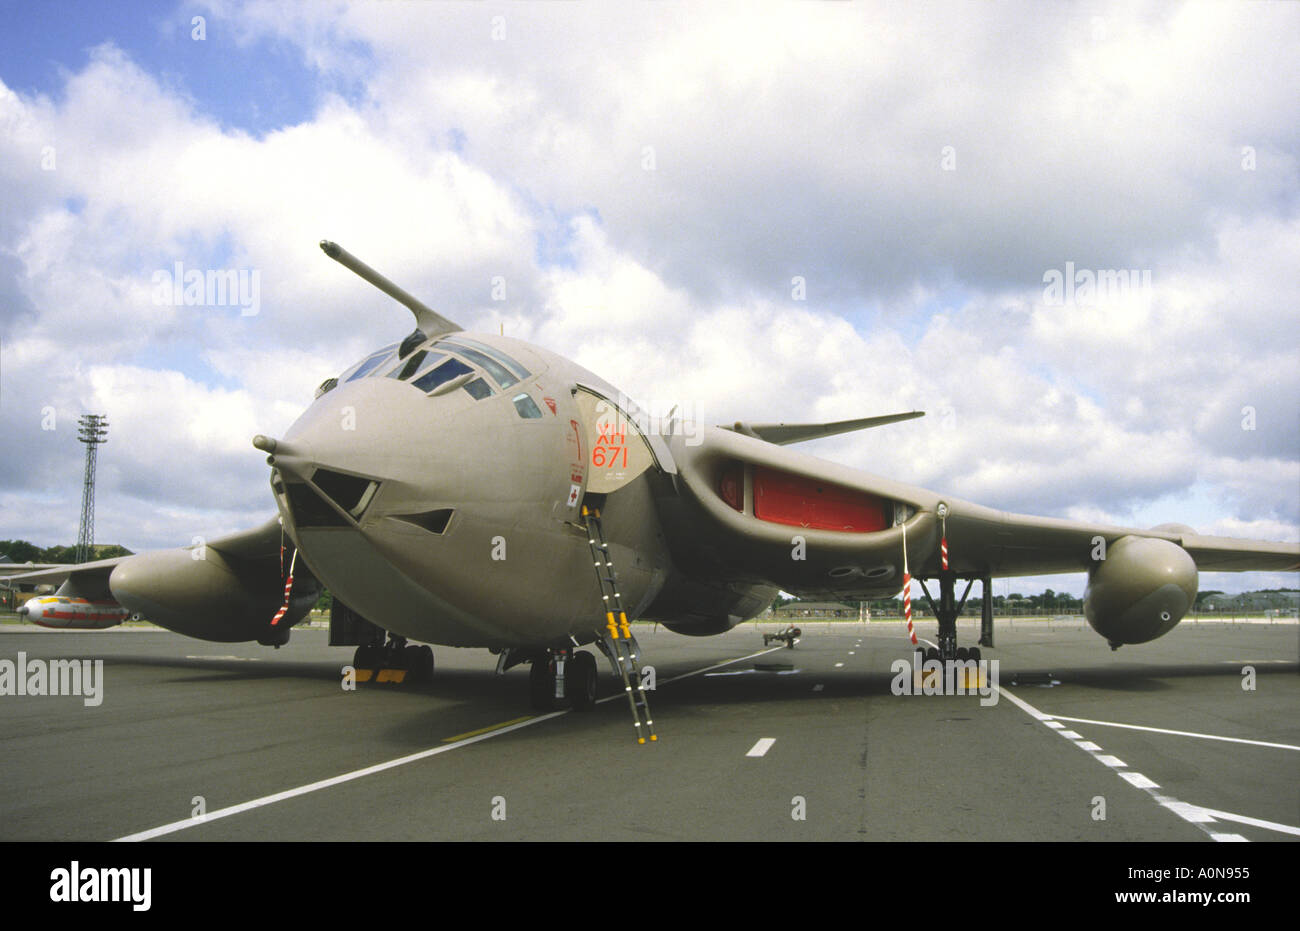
[0,0,1296,596]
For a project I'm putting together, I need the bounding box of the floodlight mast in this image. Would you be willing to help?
[75,414,109,564]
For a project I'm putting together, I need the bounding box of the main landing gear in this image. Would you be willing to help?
[915,572,995,663]
[352,634,435,684]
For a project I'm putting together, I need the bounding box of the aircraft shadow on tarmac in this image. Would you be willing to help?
[100,652,1297,710]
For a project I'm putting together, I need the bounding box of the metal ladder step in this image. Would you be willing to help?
[583,505,657,744]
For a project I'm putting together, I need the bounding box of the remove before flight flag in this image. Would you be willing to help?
[901,522,915,646]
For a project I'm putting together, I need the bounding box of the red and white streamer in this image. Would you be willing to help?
[941,512,949,571]
[901,522,916,645]
[903,573,915,645]
[271,549,297,627]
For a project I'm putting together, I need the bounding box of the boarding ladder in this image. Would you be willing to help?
[582,505,657,744]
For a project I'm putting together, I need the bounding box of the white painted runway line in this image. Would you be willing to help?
[746,738,777,757]
[1047,714,1300,752]
[1195,806,1300,838]
[992,680,1282,843]
[115,643,786,842]
[902,635,1296,841]
[1157,799,1214,823]
[1119,772,1160,789]
[114,710,569,842]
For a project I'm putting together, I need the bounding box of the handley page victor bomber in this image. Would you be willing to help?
[11,243,1298,740]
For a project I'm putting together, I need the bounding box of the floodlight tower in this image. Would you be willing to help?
[75,414,109,564]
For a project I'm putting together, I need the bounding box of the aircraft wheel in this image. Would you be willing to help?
[354,644,379,669]
[970,647,982,662]
[404,644,434,683]
[923,647,940,664]
[569,651,597,711]
[529,658,555,710]
[956,647,970,662]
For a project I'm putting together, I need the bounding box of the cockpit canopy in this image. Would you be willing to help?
[316,335,533,403]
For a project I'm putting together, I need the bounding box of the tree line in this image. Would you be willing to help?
[0,540,134,564]
[775,587,1298,617]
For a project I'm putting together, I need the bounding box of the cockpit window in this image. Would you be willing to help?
[387,349,429,381]
[441,337,531,381]
[412,357,474,393]
[463,377,493,400]
[338,339,523,403]
[341,344,398,383]
[405,351,447,381]
[512,392,543,419]
[436,341,518,390]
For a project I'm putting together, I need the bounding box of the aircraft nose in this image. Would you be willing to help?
[276,378,441,479]
[16,604,28,618]
[269,379,435,528]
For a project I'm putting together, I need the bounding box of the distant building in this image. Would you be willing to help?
[1203,590,1299,614]
[774,600,857,619]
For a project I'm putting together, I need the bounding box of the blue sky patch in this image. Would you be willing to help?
[0,0,373,136]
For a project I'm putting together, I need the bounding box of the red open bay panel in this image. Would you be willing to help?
[718,462,744,511]
[752,466,891,532]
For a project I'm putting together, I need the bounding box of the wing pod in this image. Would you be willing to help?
[107,519,319,645]
[1084,535,1198,648]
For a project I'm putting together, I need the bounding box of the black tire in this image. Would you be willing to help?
[354,644,379,669]
[956,647,970,662]
[970,647,982,662]
[569,651,597,710]
[529,658,555,710]
[404,644,435,683]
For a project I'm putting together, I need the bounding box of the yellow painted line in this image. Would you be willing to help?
[354,669,374,683]
[376,668,407,684]
[441,715,535,743]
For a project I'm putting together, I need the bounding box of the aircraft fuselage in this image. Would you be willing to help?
[268,332,713,649]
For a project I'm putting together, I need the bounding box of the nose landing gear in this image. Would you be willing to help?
[528,647,598,711]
